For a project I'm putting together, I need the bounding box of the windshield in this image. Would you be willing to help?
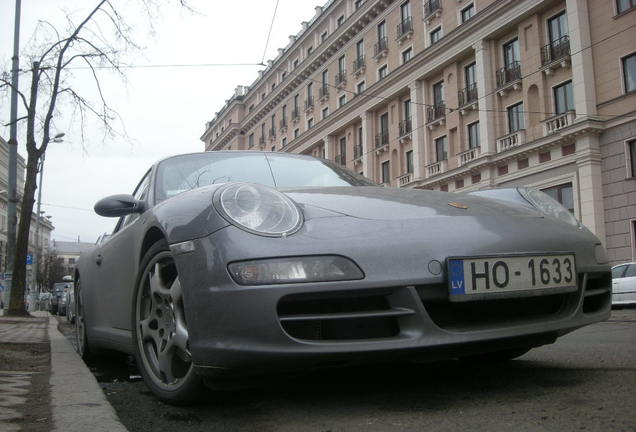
[155,152,375,203]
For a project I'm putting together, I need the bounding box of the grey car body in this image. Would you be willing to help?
[75,151,611,403]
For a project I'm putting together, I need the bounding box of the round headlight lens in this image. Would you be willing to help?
[216,183,302,236]
[519,188,580,228]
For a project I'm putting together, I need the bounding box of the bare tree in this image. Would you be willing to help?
[1,1,188,316]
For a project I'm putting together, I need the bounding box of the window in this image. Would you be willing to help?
[306,82,313,99]
[307,46,313,56]
[338,55,346,74]
[356,39,364,59]
[553,80,574,114]
[271,146,276,152]
[623,53,636,93]
[548,11,568,44]
[307,118,314,129]
[293,59,299,69]
[271,114,276,132]
[377,21,386,41]
[249,104,254,113]
[404,99,411,120]
[432,81,444,106]
[68,258,76,265]
[402,47,413,63]
[261,92,266,102]
[435,136,448,162]
[401,1,411,21]
[293,94,299,112]
[378,65,388,80]
[282,137,287,147]
[282,71,287,80]
[322,70,329,88]
[339,94,347,107]
[337,15,345,27]
[321,31,328,42]
[628,139,636,177]
[357,127,363,147]
[542,183,574,213]
[282,104,287,121]
[357,81,366,94]
[248,133,254,148]
[380,113,389,136]
[271,83,276,91]
[503,38,520,66]
[382,161,390,184]
[294,128,300,138]
[406,150,414,173]
[339,136,347,158]
[322,107,329,119]
[355,0,363,9]
[467,122,480,149]
[461,3,475,22]
[612,265,628,279]
[430,27,442,45]
[507,102,524,132]
[465,63,476,88]
[617,0,636,13]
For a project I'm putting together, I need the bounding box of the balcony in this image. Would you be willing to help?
[375,131,389,152]
[353,56,366,77]
[496,61,522,96]
[335,71,347,89]
[423,0,442,23]
[426,102,446,129]
[304,96,314,113]
[542,110,575,136]
[291,107,300,123]
[396,17,413,44]
[319,86,330,102]
[541,36,570,74]
[458,83,478,114]
[279,118,287,132]
[373,37,389,61]
[335,154,347,166]
[458,146,481,166]
[397,173,412,187]
[399,118,412,140]
[497,129,526,153]
[426,159,448,177]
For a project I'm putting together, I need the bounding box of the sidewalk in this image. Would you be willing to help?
[0,311,128,432]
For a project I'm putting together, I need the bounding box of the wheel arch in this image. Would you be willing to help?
[139,226,168,264]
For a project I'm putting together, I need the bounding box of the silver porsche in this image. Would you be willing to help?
[74,151,611,404]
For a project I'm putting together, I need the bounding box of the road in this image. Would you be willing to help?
[57,309,636,432]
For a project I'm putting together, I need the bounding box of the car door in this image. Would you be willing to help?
[92,170,152,334]
[617,264,636,297]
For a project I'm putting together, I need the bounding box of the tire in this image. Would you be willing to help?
[74,279,94,361]
[461,347,532,362]
[132,240,203,405]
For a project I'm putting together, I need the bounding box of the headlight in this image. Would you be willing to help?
[214,183,302,237]
[228,256,364,285]
[518,188,580,228]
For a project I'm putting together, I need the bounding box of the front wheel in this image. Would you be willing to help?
[74,280,93,361]
[132,241,203,405]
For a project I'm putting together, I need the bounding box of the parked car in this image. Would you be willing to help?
[66,283,76,323]
[49,283,66,315]
[611,262,636,306]
[75,151,612,404]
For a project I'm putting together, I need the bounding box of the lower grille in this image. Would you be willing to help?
[582,272,612,314]
[278,291,413,341]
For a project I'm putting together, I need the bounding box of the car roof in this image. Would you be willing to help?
[612,262,636,268]
[154,151,321,167]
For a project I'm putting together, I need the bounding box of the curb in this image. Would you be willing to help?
[47,315,128,432]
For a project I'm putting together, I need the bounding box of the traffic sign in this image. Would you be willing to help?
[26,254,33,265]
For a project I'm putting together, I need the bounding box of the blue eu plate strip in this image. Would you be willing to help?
[449,260,465,296]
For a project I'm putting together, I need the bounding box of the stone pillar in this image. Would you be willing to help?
[323,135,333,160]
[360,112,375,180]
[474,40,496,156]
[409,80,426,180]
[566,0,597,119]
[576,135,606,243]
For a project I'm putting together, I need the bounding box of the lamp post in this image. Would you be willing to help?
[32,133,64,305]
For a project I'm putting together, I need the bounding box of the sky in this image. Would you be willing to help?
[0,0,319,244]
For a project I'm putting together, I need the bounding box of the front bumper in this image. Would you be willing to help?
[173,215,611,377]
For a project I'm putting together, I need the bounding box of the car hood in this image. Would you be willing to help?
[284,187,539,221]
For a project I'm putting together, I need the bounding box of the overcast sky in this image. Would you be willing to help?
[0,0,318,244]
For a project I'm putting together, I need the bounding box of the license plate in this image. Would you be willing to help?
[448,254,577,301]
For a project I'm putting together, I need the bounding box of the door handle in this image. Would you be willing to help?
[96,254,103,266]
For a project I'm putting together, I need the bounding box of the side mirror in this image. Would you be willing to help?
[94,194,146,217]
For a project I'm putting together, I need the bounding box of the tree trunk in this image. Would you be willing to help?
[7,147,39,315]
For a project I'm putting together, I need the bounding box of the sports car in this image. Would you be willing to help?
[74,151,611,404]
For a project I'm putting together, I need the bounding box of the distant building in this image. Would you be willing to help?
[0,136,54,273]
[201,0,636,266]
[51,240,94,276]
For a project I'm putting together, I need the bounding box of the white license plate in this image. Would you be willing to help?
[448,254,577,301]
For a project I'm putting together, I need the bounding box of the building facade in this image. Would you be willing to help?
[201,0,636,266]
[51,240,94,277]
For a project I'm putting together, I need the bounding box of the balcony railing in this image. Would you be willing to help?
[458,146,481,166]
[374,37,389,58]
[399,118,412,137]
[335,71,347,87]
[305,96,314,112]
[397,173,412,186]
[335,154,347,166]
[497,129,526,153]
[319,86,329,100]
[396,17,413,40]
[375,131,389,148]
[427,102,446,123]
[458,83,478,107]
[541,35,570,67]
[496,61,521,88]
[426,159,448,177]
[354,143,363,160]
[353,56,366,74]
[291,107,300,121]
[424,0,442,19]
[542,110,575,136]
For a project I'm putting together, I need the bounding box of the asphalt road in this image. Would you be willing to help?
[57,309,636,432]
